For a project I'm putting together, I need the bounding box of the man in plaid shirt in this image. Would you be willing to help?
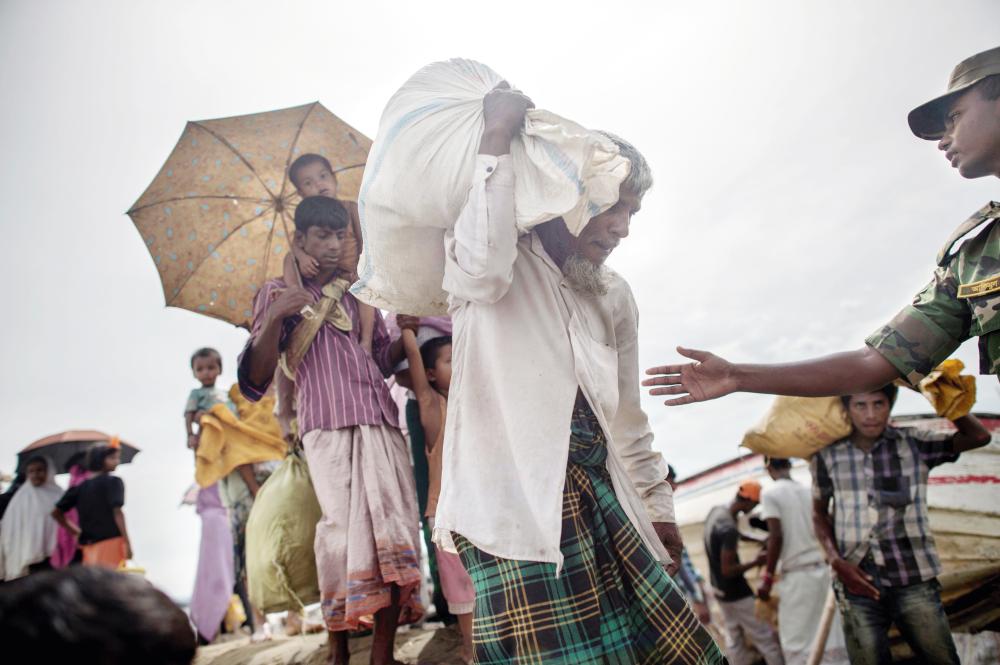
[811,384,991,665]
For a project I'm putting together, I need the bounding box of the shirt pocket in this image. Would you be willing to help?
[568,314,620,419]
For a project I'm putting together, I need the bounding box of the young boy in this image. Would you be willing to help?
[287,153,375,355]
[238,195,421,665]
[811,386,989,664]
[400,328,474,664]
[185,348,260,496]
[52,445,132,569]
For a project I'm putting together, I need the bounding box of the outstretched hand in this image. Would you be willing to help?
[642,347,739,406]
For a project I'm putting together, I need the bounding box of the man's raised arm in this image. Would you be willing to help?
[442,84,531,305]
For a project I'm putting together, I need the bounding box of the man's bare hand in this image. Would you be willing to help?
[652,522,683,577]
[643,347,739,406]
[269,286,314,322]
[480,82,533,155]
[832,558,880,600]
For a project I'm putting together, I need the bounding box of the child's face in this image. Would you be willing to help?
[428,344,453,392]
[104,450,121,472]
[26,461,48,487]
[192,356,221,387]
[294,162,339,199]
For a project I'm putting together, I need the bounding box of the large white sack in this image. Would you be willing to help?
[352,58,631,315]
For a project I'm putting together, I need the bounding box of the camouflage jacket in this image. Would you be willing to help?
[868,201,1000,383]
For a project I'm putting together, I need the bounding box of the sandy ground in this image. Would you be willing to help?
[194,625,466,665]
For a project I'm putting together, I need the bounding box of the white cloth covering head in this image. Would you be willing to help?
[0,456,64,580]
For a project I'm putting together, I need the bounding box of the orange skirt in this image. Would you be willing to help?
[81,536,127,569]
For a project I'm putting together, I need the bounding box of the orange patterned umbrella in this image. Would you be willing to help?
[127,102,371,328]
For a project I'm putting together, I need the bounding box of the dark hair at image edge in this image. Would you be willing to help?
[0,567,196,665]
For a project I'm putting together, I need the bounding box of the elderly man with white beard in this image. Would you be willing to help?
[431,85,724,664]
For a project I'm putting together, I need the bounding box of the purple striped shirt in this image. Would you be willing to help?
[237,277,399,435]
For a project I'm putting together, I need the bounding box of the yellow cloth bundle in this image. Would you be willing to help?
[741,396,853,459]
[918,359,977,420]
[194,392,287,488]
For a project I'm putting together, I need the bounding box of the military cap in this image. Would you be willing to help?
[908,45,1000,140]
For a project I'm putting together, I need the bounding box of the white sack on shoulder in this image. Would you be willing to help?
[352,58,630,315]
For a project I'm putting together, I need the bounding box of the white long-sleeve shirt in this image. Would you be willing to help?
[433,154,674,571]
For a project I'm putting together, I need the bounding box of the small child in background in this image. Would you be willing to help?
[287,153,375,355]
[185,347,274,641]
[185,348,260,497]
[400,327,474,664]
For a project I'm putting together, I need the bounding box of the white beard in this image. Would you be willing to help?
[563,253,610,297]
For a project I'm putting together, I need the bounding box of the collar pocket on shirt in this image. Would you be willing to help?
[567,314,619,421]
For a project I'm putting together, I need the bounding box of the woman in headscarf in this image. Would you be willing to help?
[0,456,64,580]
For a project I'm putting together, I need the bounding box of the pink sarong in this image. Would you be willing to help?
[435,546,475,614]
[189,484,235,643]
[302,424,423,631]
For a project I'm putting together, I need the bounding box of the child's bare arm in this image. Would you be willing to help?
[185,412,198,449]
[289,243,319,279]
[51,508,82,537]
[237,464,261,497]
[113,508,133,560]
[401,328,443,442]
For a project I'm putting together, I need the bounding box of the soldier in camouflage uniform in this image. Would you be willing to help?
[642,45,1000,400]
[642,45,1000,663]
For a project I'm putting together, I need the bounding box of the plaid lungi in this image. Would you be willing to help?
[456,399,725,664]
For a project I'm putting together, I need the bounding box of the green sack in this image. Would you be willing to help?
[246,451,322,613]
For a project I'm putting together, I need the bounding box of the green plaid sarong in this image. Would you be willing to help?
[456,397,726,664]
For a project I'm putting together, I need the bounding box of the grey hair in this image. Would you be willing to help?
[597,130,653,197]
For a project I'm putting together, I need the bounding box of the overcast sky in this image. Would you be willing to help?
[2,0,997,600]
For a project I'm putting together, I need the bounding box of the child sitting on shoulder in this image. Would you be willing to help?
[287,153,375,355]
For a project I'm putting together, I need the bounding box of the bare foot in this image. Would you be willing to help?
[250,622,272,643]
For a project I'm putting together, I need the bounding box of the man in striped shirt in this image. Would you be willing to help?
[238,196,422,665]
[811,383,990,665]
